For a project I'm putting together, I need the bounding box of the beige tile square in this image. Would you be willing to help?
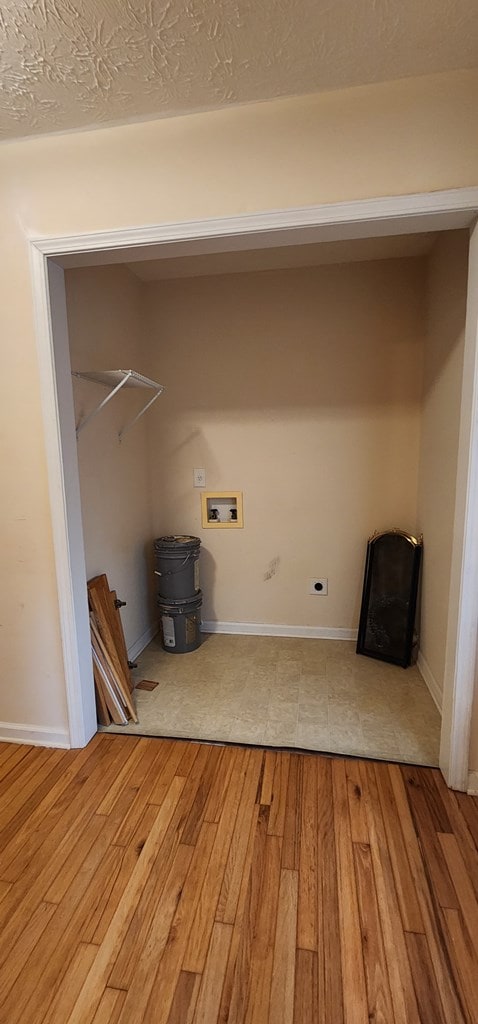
[268,701,298,727]
[299,674,329,702]
[298,703,329,728]
[296,721,331,752]
[264,720,298,747]
[228,716,266,744]
[277,660,302,681]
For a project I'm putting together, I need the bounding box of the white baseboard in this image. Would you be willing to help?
[201,621,358,641]
[467,770,478,796]
[127,622,158,663]
[0,722,70,748]
[417,652,443,714]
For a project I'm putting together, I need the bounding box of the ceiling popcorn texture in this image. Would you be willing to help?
[0,0,477,140]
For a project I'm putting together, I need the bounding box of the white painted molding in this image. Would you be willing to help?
[468,770,478,796]
[201,621,358,641]
[30,188,478,261]
[440,220,478,791]
[128,623,158,663]
[30,251,98,749]
[417,652,443,714]
[0,723,70,748]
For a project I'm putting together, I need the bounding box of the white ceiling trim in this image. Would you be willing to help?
[33,188,478,268]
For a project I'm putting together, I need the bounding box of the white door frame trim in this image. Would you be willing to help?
[30,188,478,788]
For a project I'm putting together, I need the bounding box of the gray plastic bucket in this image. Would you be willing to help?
[154,535,201,600]
[158,591,202,654]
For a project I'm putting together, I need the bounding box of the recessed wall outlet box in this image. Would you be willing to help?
[309,578,328,595]
[193,468,206,487]
[201,491,244,528]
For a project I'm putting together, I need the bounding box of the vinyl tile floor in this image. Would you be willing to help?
[101,633,441,766]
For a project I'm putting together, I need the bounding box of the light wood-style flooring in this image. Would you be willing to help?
[0,734,477,1023]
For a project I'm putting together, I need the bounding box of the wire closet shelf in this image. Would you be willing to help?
[72,369,164,441]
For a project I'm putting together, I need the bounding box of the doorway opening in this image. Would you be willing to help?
[31,190,478,789]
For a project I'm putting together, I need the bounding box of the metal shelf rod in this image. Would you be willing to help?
[75,371,133,437]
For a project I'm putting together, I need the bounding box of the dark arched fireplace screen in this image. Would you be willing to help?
[356,530,422,668]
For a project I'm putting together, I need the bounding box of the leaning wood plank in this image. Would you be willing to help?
[91,623,131,721]
[331,759,369,1024]
[269,868,298,1024]
[88,579,133,695]
[93,672,111,727]
[90,617,137,723]
[92,658,112,726]
[88,579,133,707]
[92,647,127,726]
[64,775,187,1024]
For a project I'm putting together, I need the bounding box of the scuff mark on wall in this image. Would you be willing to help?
[264,556,280,581]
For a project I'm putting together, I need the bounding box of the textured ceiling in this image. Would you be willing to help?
[126,232,437,280]
[1,0,477,140]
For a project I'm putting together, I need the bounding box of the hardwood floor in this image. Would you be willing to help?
[0,735,477,1023]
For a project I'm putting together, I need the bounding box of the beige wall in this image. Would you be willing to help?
[145,259,425,626]
[65,266,155,652]
[417,232,469,705]
[0,69,477,739]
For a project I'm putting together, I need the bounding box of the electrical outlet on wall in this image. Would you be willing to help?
[309,578,328,595]
[193,468,206,488]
